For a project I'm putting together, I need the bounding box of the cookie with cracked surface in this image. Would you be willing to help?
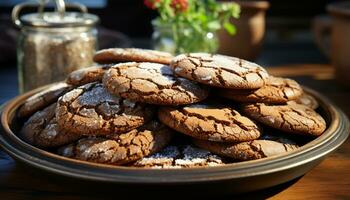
[242,103,326,136]
[18,83,72,118]
[58,121,173,165]
[170,53,269,89]
[133,145,225,168]
[20,103,81,148]
[66,64,112,86]
[288,93,319,109]
[158,103,261,142]
[219,76,303,104]
[194,139,299,161]
[103,62,209,105]
[56,82,154,136]
[260,133,299,145]
[93,48,173,65]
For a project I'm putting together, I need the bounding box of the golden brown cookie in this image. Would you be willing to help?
[20,103,81,148]
[242,103,326,136]
[103,62,209,105]
[93,48,173,65]
[58,121,173,165]
[219,76,303,104]
[133,145,225,168]
[158,104,261,142]
[18,83,72,118]
[66,64,112,86]
[56,82,154,136]
[170,53,269,89]
[194,139,299,161]
[288,93,319,109]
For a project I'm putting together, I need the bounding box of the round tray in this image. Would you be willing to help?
[0,84,349,194]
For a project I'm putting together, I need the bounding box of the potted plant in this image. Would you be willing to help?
[144,0,240,54]
[218,0,269,61]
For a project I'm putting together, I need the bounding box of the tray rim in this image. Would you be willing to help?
[0,83,349,184]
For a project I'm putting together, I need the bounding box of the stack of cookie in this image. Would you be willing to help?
[19,48,327,168]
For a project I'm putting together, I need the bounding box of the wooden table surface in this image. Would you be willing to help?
[0,64,349,199]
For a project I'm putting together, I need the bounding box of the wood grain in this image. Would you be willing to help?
[0,64,349,199]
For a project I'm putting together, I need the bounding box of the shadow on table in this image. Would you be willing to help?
[226,177,301,199]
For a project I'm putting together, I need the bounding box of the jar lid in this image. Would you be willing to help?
[12,0,99,28]
[19,12,99,28]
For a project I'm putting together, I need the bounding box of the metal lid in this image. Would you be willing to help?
[19,12,99,28]
[12,0,99,28]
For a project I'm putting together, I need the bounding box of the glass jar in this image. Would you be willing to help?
[12,0,99,93]
[152,20,219,54]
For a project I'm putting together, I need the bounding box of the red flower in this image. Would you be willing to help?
[144,0,161,10]
[171,0,188,12]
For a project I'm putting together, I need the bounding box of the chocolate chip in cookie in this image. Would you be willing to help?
[171,53,269,89]
[66,64,113,86]
[56,82,154,136]
[193,139,299,161]
[103,62,209,105]
[219,76,303,104]
[158,103,261,142]
[18,83,72,118]
[58,120,173,165]
[242,103,326,136]
[20,103,81,148]
[133,145,225,168]
[93,48,173,65]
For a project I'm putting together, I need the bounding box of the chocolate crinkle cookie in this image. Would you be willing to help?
[93,48,173,65]
[18,82,72,118]
[58,121,173,165]
[20,103,81,148]
[133,145,225,168]
[170,53,269,89]
[158,103,261,142]
[56,82,154,136]
[242,103,326,136]
[219,76,303,104]
[66,64,113,86]
[103,62,209,105]
[260,132,299,145]
[193,138,298,161]
[288,93,319,109]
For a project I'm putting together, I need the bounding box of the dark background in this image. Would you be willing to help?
[0,0,336,36]
[0,0,343,66]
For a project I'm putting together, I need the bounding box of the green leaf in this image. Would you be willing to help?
[231,4,241,18]
[207,21,221,30]
[224,22,236,35]
[196,13,207,23]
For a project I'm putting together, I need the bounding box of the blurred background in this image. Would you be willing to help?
[0,0,347,101]
[0,0,340,65]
